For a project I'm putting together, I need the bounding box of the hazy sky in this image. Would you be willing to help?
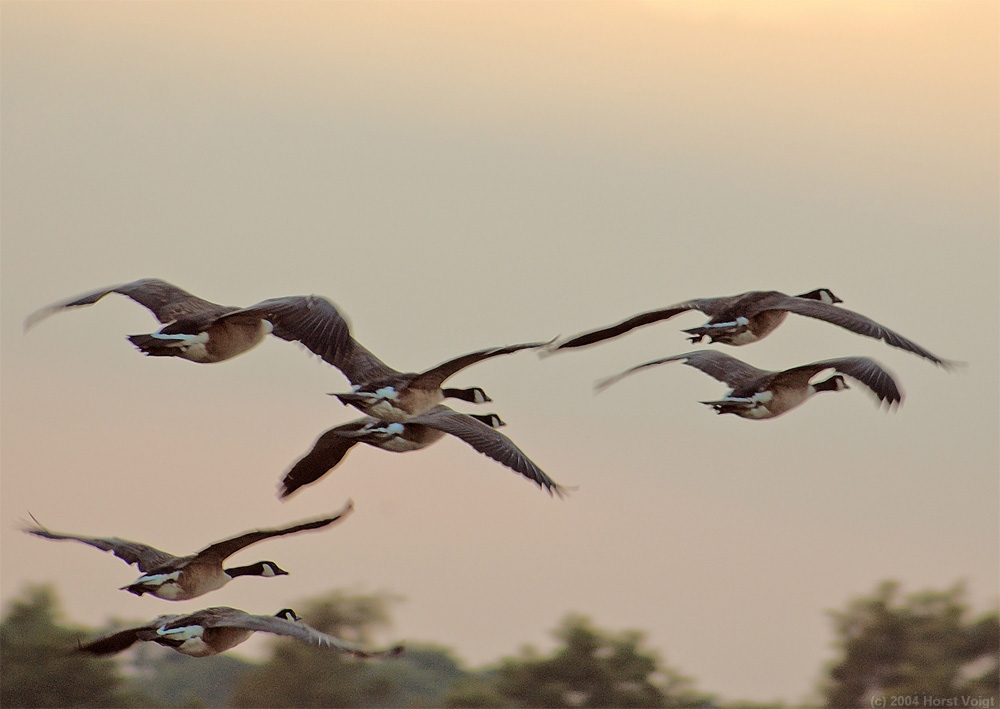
[2,1,997,703]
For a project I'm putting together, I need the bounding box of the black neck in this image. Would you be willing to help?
[813,376,843,393]
[470,413,505,428]
[225,562,269,578]
[796,288,840,304]
[443,387,485,403]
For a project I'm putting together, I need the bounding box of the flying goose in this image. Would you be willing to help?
[24,502,353,600]
[222,294,551,420]
[76,606,405,658]
[24,278,272,363]
[544,289,952,367]
[279,407,567,499]
[595,350,902,419]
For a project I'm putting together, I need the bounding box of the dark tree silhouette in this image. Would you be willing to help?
[823,580,999,708]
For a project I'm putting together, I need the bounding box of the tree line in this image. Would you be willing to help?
[1,581,996,708]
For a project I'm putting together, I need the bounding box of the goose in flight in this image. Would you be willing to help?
[226,295,551,420]
[24,503,353,600]
[25,284,546,408]
[279,407,567,499]
[76,606,404,658]
[24,278,274,363]
[545,289,952,367]
[596,350,902,419]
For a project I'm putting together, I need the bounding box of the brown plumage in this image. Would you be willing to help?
[545,288,953,367]
[224,294,552,420]
[596,350,903,419]
[279,407,567,499]
[76,606,405,658]
[24,503,353,600]
[24,278,272,363]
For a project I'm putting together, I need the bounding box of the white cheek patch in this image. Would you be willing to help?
[819,290,835,305]
[261,564,278,577]
[473,390,487,404]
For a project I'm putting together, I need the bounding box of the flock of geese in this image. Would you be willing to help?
[21,278,954,660]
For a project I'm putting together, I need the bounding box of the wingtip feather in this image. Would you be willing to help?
[594,372,626,394]
[23,306,56,333]
[536,336,563,359]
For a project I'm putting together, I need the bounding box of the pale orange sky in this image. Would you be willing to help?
[2,1,997,703]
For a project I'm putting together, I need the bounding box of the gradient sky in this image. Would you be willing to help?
[2,1,997,703]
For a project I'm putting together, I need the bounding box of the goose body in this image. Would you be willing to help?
[121,560,284,600]
[76,607,404,658]
[279,407,566,499]
[224,295,549,420]
[546,288,952,366]
[596,350,902,420]
[24,278,272,363]
[24,503,352,600]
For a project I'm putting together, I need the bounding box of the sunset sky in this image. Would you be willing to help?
[2,1,997,703]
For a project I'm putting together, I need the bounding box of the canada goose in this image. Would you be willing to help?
[24,278,272,363]
[76,606,405,658]
[24,502,353,600]
[595,350,902,419]
[544,289,952,366]
[221,295,551,421]
[279,407,567,499]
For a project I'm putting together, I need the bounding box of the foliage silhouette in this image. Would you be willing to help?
[3,581,996,708]
[822,580,999,708]
[486,613,714,708]
[0,585,156,708]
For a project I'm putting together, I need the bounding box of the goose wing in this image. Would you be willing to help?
[596,350,770,392]
[194,502,354,561]
[771,298,951,367]
[410,406,568,497]
[779,357,903,406]
[544,295,746,352]
[223,295,396,384]
[77,616,177,656]
[207,608,402,657]
[279,421,371,499]
[409,340,553,390]
[23,519,177,572]
[25,279,231,331]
